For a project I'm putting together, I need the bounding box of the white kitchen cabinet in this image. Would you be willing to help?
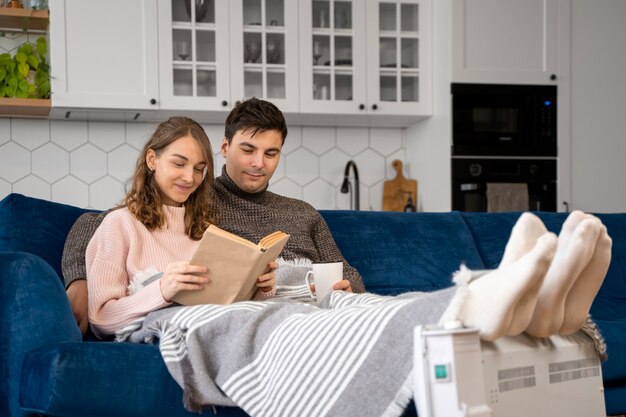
[366,0,431,117]
[452,0,560,85]
[49,0,159,118]
[229,0,300,112]
[49,0,433,126]
[157,0,230,113]
[298,0,432,125]
[158,0,299,116]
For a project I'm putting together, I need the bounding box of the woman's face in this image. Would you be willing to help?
[146,135,207,206]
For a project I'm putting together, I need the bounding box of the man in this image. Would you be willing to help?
[63,98,364,335]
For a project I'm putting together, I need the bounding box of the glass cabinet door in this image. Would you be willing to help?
[158,0,230,111]
[229,0,299,111]
[367,0,431,115]
[299,0,367,114]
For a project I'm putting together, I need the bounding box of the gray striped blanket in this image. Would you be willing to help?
[120,261,457,417]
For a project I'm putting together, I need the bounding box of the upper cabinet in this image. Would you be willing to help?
[157,0,231,113]
[298,0,431,124]
[157,0,299,118]
[48,0,433,126]
[49,0,159,119]
[228,0,300,112]
[452,0,559,85]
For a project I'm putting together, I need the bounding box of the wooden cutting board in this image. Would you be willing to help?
[383,160,418,211]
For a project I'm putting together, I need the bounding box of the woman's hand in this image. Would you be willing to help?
[160,261,209,302]
[332,279,353,293]
[257,261,278,293]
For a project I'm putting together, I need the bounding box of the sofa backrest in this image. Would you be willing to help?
[0,194,91,280]
[3,192,625,315]
[320,210,486,295]
[458,211,570,269]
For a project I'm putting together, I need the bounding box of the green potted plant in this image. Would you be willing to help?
[0,36,50,99]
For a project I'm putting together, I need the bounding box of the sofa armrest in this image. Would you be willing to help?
[0,251,81,417]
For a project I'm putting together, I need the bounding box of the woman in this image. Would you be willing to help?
[86,117,277,339]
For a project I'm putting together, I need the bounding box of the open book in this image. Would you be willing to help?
[172,225,290,306]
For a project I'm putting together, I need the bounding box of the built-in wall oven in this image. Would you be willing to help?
[451,83,558,212]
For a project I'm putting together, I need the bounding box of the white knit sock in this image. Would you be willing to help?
[559,221,611,335]
[446,232,557,341]
[499,213,549,335]
[499,212,548,266]
[526,217,601,337]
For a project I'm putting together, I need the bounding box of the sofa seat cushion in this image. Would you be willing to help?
[320,211,485,295]
[595,317,626,384]
[0,194,90,279]
[20,342,249,417]
[602,378,626,416]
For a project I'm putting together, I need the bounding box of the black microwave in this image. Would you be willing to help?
[452,83,557,157]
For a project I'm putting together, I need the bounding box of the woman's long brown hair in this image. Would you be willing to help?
[121,117,215,240]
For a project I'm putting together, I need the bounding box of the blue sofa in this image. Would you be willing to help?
[1,193,626,416]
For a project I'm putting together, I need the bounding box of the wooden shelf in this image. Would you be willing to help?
[0,97,50,118]
[0,7,49,31]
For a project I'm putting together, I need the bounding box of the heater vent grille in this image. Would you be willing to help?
[549,358,600,384]
[497,365,536,392]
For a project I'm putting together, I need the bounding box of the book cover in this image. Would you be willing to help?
[172,225,289,305]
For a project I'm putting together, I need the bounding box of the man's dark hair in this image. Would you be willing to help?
[224,97,288,145]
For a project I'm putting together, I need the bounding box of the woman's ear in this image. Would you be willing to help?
[146,149,156,171]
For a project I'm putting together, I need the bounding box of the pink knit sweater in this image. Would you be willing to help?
[86,205,274,338]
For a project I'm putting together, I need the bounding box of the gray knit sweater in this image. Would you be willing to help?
[62,168,365,293]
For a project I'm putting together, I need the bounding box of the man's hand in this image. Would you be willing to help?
[257,261,278,293]
[332,279,353,293]
[66,280,89,336]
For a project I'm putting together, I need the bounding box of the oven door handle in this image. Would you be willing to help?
[460,183,479,191]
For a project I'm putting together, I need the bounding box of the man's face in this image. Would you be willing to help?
[221,128,283,193]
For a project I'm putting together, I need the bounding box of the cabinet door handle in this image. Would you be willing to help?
[359,104,365,110]
[550,74,557,81]
[221,100,228,107]
[371,104,378,110]
[150,98,157,105]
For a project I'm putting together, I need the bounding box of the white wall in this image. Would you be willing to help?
[405,0,453,212]
[0,118,407,211]
[569,0,626,212]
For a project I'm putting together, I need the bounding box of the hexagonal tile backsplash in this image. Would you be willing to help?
[0,118,407,211]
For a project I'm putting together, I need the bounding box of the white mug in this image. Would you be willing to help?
[305,262,343,300]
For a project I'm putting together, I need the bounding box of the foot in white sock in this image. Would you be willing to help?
[460,232,557,341]
[559,221,612,335]
[526,216,601,337]
[499,212,549,335]
[499,212,548,267]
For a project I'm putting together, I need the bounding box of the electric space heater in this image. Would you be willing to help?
[414,323,606,417]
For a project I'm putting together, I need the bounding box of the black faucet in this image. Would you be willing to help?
[340,160,360,210]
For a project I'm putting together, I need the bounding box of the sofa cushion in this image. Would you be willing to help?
[458,211,570,269]
[591,213,626,318]
[20,342,248,417]
[0,252,82,417]
[320,210,486,295]
[0,194,90,280]
[595,316,626,383]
